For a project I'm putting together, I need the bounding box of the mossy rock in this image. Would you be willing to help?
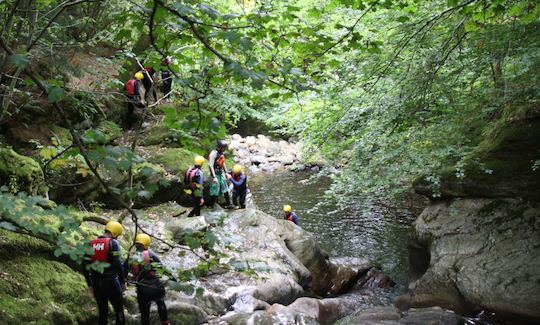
[148,147,198,176]
[82,121,121,145]
[415,105,540,200]
[0,229,96,324]
[0,148,47,195]
[142,124,180,146]
[50,125,73,147]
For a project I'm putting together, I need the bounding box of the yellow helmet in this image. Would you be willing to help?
[135,233,151,249]
[105,221,123,238]
[135,72,144,80]
[283,205,292,213]
[233,164,242,174]
[194,155,205,166]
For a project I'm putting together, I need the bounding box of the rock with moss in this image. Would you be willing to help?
[0,230,95,324]
[82,121,122,145]
[414,106,540,200]
[147,147,197,176]
[0,148,47,195]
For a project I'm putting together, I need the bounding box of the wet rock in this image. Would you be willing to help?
[310,165,320,172]
[248,165,260,173]
[410,198,540,320]
[335,306,401,325]
[253,273,305,305]
[267,296,356,325]
[168,216,208,241]
[166,302,208,325]
[335,306,462,325]
[232,133,243,140]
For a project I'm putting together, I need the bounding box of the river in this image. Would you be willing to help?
[248,171,416,289]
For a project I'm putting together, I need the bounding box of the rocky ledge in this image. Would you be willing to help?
[229,134,323,173]
[104,200,394,324]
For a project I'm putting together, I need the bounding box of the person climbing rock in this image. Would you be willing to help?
[229,164,247,209]
[141,66,157,104]
[208,140,234,209]
[125,71,145,130]
[126,234,173,325]
[160,57,173,103]
[185,155,205,217]
[283,205,299,225]
[83,221,126,325]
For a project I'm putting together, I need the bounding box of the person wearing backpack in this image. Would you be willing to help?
[126,234,173,325]
[229,164,247,209]
[83,221,126,325]
[185,155,205,217]
[125,72,145,130]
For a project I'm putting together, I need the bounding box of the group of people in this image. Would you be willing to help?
[125,57,174,130]
[183,139,248,217]
[184,139,300,226]
[84,221,174,325]
[84,139,301,324]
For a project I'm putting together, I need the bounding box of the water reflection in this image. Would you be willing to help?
[248,171,415,286]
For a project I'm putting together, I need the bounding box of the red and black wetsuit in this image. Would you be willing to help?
[125,78,141,130]
[185,166,204,217]
[127,248,171,325]
[285,212,299,225]
[83,235,126,325]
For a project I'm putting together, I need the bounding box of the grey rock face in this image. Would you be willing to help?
[409,198,540,321]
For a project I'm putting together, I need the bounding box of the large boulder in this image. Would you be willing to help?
[0,148,46,195]
[253,273,305,305]
[335,306,463,325]
[409,198,540,321]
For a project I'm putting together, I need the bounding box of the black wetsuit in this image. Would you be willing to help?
[230,173,247,208]
[83,236,125,325]
[161,69,172,99]
[125,79,142,130]
[126,249,170,325]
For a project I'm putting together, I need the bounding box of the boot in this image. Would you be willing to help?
[223,193,235,209]
[208,196,217,209]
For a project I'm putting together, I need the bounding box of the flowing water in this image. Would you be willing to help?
[248,171,416,288]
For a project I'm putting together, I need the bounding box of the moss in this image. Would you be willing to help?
[50,125,73,147]
[0,148,47,195]
[148,147,198,176]
[142,124,173,146]
[0,230,95,324]
[98,121,122,143]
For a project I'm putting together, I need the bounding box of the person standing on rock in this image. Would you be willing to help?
[185,155,205,217]
[126,233,173,325]
[160,56,173,103]
[229,164,247,209]
[83,221,126,325]
[208,139,234,209]
[283,205,299,225]
[141,66,157,104]
[125,72,145,130]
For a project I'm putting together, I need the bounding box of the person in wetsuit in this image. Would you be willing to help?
[229,164,247,209]
[126,233,173,325]
[185,155,205,217]
[83,220,126,325]
[208,140,233,209]
[125,72,144,130]
[283,204,299,225]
